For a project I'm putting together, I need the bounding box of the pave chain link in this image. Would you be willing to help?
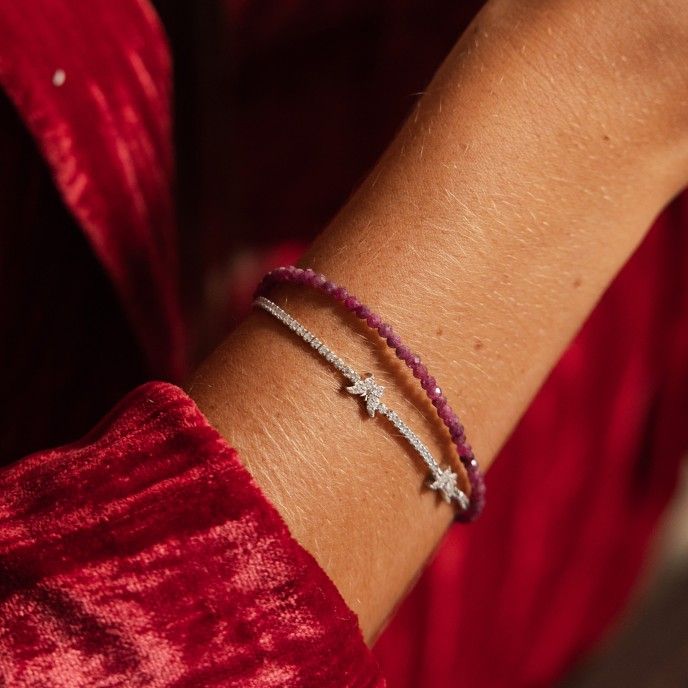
[253,296,469,511]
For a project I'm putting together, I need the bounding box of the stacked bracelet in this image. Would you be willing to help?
[254,266,485,522]
[254,296,469,511]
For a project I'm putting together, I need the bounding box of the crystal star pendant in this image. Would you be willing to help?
[428,467,460,503]
[346,375,385,417]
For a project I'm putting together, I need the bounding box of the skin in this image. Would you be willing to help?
[188,0,688,642]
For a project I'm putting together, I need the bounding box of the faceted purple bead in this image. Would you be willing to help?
[344,296,360,311]
[432,395,446,409]
[438,405,454,423]
[428,385,442,401]
[412,363,427,380]
[367,314,381,328]
[421,375,436,392]
[378,323,392,338]
[355,304,371,319]
[396,344,412,362]
[456,443,471,458]
[450,425,466,442]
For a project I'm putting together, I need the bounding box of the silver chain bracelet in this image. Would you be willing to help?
[253,296,469,510]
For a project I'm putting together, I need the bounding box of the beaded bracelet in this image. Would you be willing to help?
[254,266,485,522]
[255,296,469,511]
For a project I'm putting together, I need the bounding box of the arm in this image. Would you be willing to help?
[189,0,688,641]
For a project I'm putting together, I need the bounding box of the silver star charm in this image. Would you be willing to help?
[427,467,460,504]
[346,375,385,417]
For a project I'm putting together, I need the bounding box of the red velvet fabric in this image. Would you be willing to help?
[1,1,687,687]
[0,0,185,381]
[0,2,384,685]
[0,381,382,687]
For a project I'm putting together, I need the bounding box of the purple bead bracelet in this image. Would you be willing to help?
[255,265,485,522]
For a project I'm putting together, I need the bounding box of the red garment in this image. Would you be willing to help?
[0,2,382,685]
[0,382,381,686]
[1,1,686,687]
[0,0,185,381]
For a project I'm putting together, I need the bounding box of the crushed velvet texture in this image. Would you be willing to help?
[0,382,384,687]
[0,0,185,381]
[0,2,383,685]
[0,0,183,462]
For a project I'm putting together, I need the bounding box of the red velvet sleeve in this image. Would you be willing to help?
[0,381,384,687]
[0,2,383,684]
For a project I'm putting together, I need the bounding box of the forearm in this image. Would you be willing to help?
[189,0,688,641]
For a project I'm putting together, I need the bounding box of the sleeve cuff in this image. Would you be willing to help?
[0,381,384,687]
